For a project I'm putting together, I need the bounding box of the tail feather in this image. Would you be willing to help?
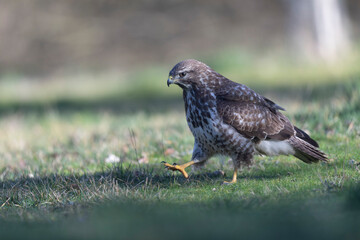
[289,136,328,163]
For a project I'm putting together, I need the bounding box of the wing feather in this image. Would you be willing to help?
[216,81,294,141]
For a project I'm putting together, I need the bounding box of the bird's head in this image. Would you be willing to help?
[167,59,212,90]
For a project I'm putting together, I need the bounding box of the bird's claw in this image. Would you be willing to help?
[222,181,235,185]
[162,161,175,169]
[161,161,189,178]
[161,161,179,171]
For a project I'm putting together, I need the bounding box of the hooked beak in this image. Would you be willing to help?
[167,76,174,87]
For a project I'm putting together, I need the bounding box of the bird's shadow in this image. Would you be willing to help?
[0,162,306,192]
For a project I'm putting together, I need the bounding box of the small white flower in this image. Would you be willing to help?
[28,173,34,178]
[105,154,120,163]
[138,153,149,164]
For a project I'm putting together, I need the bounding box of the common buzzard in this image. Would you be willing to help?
[162,59,328,183]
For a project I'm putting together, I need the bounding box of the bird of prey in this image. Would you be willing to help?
[162,59,328,183]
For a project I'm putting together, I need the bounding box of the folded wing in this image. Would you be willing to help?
[216,81,295,141]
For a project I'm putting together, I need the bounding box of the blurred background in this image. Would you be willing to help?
[1,2,360,236]
[0,0,359,109]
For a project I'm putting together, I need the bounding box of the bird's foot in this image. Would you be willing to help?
[161,161,194,179]
[222,169,238,185]
[222,180,237,185]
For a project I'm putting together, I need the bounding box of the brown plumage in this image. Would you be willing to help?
[163,59,328,183]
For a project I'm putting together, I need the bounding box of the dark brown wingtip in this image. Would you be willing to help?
[294,126,319,148]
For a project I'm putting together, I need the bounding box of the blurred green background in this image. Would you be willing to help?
[1,1,360,239]
[0,0,360,108]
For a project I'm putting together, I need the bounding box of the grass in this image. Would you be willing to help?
[0,55,360,239]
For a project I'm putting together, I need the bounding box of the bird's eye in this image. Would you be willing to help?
[179,72,186,77]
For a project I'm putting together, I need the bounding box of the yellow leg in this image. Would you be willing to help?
[161,161,195,179]
[223,167,238,184]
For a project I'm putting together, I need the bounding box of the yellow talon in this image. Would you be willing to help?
[223,167,238,185]
[162,161,195,179]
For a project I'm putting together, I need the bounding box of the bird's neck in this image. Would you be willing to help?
[183,87,216,112]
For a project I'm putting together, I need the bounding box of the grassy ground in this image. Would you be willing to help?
[0,57,360,239]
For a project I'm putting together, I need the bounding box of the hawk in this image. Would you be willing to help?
[162,59,328,183]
